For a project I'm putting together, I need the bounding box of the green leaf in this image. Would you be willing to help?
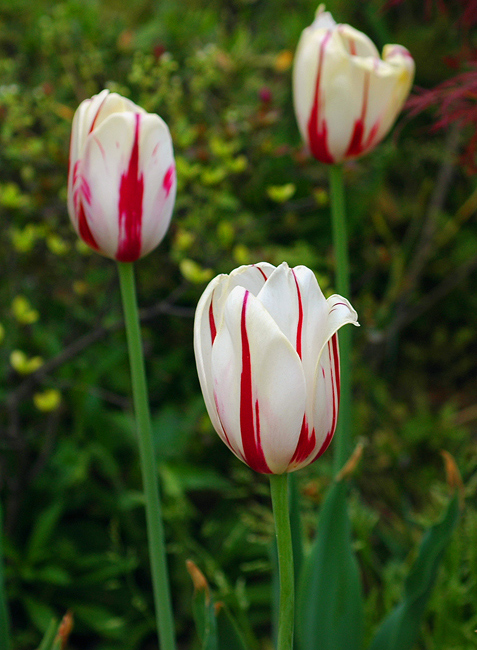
[216,604,248,650]
[35,618,58,650]
[188,561,218,650]
[297,479,364,650]
[26,501,63,564]
[369,494,460,650]
[24,596,56,633]
[187,560,248,650]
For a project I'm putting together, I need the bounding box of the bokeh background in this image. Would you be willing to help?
[1,0,476,648]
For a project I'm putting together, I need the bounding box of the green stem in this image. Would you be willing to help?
[0,502,11,650]
[329,164,353,474]
[270,473,294,650]
[117,261,176,650]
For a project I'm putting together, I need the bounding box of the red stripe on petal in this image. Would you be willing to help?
[253,265,269,282]
[89,93,109,134]
[331,333,340,402]
[214,392,246,463]
[292,270,304,358]
[240,291,271,473]
[307,31,334,164]
[345,72,370,157]
[313,428,334,461]
[78,200,99,250]
[163,164,175,198]
[311,333,341,464]
[345,72,380,159]
[209,300,217,344]
[290,415,316,466]
[116,114,144,262]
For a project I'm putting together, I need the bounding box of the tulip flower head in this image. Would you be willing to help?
[68,90,176,262]
[194,262,359,474]
[293,5,415,164]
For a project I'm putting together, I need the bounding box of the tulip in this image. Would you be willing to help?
[67,89,176,262]
[293,4,415,164]
[194,262,359,474]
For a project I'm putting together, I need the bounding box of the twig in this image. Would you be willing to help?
[6,289,194,410]
[387,123,461,341]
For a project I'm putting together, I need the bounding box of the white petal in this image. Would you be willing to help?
[318,294,359,358]
[194,263,276,450]
[370,45,415,144]
[255,262,300,348]
[293,23,332,151]
[296,333,339,471]
[337,24,380,58]
[318,33,369,161]
[311,5,336,30]
[79,113,136,258]
[212,286,306,474]
[193,274,230,448]
[299,295,358,463]
[137,114,176,257]
[209,263,275,336]
[68,90,148,230]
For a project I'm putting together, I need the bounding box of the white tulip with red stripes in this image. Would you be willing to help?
[68,89,176,262]
[194,262,359,474]
[293,5,415,164]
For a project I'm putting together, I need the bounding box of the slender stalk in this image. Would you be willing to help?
[329,164,353,474]
[117,261,176,650]
[0,502,11,650]
[270,473,294,650]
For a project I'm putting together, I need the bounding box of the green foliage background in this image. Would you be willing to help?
[0,0,476,648]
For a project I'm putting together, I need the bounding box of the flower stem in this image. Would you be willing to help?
[0,502,11,650]
[329,164,353,474]
[117,261,176,650]
[270,473,294,650]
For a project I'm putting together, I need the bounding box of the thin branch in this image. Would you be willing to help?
[6,290,194,409]
[389,253,477,333]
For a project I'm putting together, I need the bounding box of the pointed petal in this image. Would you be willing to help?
[209,263,275,336]
[194,263,277,452]
[212,286,306,473]
[337,24,380,58]
[255,262,301,349]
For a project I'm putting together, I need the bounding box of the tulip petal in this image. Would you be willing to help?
[255,263,303,349]
[337,24,380,59]
[211,286,306,474]
[78,112,137,259]
[135,114,176,258]
[194,274,230,448]
[256,264,330,388]
[193,263,275,455]
[208,263,275,336]
[295,296,358,468]
[78,111,173,261]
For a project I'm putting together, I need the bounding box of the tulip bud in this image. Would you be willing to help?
[67,90,176,262]
[194,262,359,474]
[293,5,415,164]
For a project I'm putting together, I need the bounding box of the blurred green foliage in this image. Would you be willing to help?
[0,0,476,648]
